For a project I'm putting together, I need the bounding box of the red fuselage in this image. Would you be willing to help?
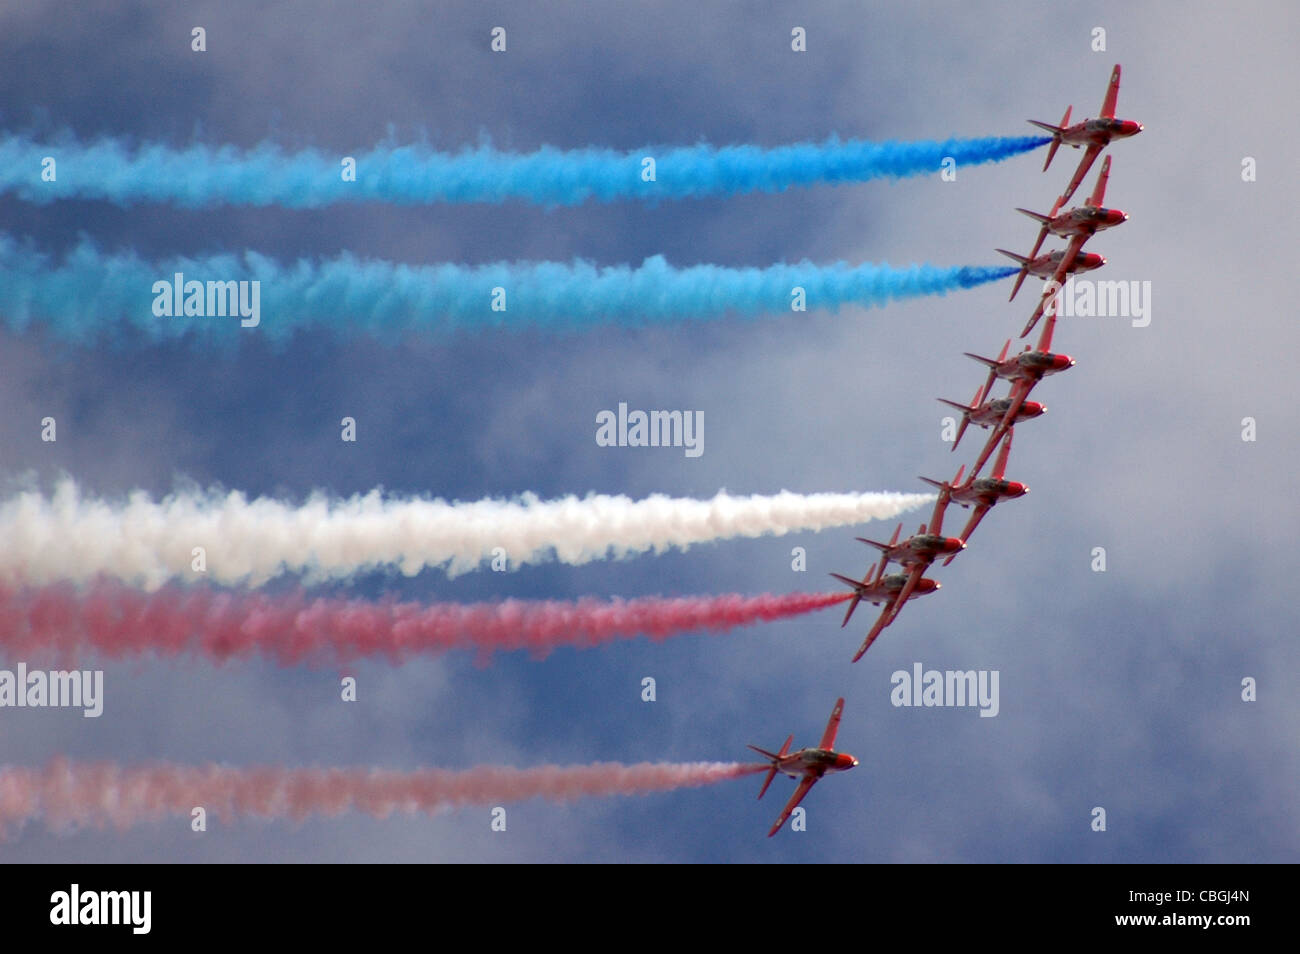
[773,748,859,780]
[1047,205,1128,237]
[950,477,1029,509]
[848,572,940,605]
[968,396,1045,428]
[882,533,965,567]
[992,350,1074,384]
[1059,117,1143,148]
[1024,249,1105,279]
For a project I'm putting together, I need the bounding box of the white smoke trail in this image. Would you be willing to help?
[0,479,931,589]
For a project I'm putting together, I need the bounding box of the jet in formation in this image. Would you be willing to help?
[962,310,1074,478]
[1010,154,1129,338]
[833,492,963,661]
[921,430,1028,562]
[1029,63,1142,206]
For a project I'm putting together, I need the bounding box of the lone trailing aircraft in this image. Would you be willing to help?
[749,697,858,837]
[920,430,1028,562]
[1030,63,1142,206]
[1015,155,1128,337]
[938,381,1045,454]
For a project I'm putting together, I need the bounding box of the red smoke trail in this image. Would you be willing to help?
[0,758,766,836]
[0,583,848,665]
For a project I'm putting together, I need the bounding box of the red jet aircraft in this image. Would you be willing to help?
[848,493,963,659]
[920,430,1028,562]
[1005,153,1124,301]
[1015,155,1128,337]
[938,381,1045,454]
[997,246,1105,302]
[829,564,941,660]
[749,697,858,837]
[963,316,1073,477]
[1030,63,1142,206]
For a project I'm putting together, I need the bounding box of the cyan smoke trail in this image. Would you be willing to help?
[0,133,1051,207]
[0,758,766,837]
[0,235,1016,344]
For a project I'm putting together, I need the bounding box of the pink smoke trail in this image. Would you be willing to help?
[0,583,848,665]
[0,758,766,837]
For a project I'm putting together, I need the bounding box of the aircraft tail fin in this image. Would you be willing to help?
[748,734,794,798]
[1015,207,1050,225]
[855,536,891,553]
[1030,105,1070,170]
[963,351,999,370]
[936,397,970,413]
[829,573,865,627]
[997,248,1033,300]
[952,415,970,451]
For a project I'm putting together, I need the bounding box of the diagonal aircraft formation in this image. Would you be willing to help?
[755,64,1141,837]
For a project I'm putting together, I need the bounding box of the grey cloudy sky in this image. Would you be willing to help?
[0,0,1294,861]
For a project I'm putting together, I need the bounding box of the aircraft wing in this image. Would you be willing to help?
[991,428,1015,479]
[852,602,895,663]
[1056,142,1104,207]
[1086,154,1112,208]
[1020,233,1086,338]
[944,505,991,564]
[885,565,924,624]
[928,482,952,536]
[971,384,1031,477]
[1036,307,1058,352]
[1023,194,1064,266]
[1100,64,1121,119]
[852,564,923,662]
[767,774,818,837]
[819,697,845,750]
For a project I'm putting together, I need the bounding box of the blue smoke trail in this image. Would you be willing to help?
[0,236,1015,346]
[0,133,1050,208]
